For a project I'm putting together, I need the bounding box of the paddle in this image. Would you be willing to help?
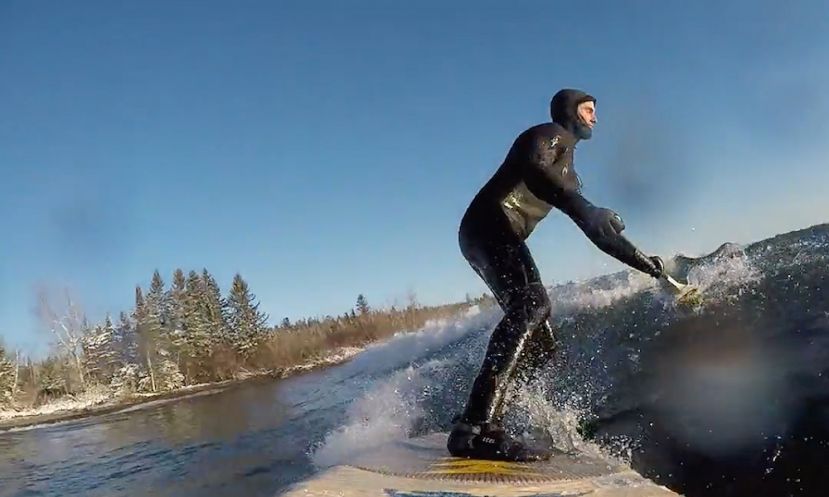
[661,273,702,306]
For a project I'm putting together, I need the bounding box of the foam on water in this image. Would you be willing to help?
[684,245,761,298]
[549,271,655,315]
[310,306,495,467]
[335,305,496,378]
[311,358,446,467]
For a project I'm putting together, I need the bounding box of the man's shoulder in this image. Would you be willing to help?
[520,122,574,146]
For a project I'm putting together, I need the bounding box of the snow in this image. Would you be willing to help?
[0,384,112,421]
[0,345,365,424]
[275,346,365,378]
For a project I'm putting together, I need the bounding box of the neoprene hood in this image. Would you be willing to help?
[550,88,596,140]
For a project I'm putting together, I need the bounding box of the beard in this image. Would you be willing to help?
[574,121,593,140]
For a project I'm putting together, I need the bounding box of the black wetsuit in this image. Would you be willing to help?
[450,89,662,460]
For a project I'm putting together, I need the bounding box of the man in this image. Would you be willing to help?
[448,88,665,461]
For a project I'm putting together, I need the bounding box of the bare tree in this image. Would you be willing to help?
[12,350,20,401]
[406,288,419,311]
[36,286,88,388]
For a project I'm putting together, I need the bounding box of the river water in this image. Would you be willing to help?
[1,371,340,496]
[2,223,828,497]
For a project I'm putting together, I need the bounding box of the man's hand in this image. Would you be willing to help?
[648,255,665,279]
[577,206,666,279]
[589,207,625,239]
[632,251,664,279]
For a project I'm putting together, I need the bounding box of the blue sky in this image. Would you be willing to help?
[2,1,828,356]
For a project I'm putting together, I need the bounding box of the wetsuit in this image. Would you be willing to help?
[448,89,663,461]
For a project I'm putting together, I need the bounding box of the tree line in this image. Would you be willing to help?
[1,269,479,410]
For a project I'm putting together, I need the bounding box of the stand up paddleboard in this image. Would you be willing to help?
[283,432,680,496]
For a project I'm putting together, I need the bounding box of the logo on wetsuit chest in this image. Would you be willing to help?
[503,191,522,210]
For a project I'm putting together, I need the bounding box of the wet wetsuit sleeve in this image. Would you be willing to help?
[522,135,659,277]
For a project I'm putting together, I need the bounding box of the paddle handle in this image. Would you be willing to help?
[662,274,687,293]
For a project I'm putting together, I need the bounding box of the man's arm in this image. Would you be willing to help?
[522,133,663,278]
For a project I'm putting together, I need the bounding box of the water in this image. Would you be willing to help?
[2,223,828,497]
[0,375,332,496]
[0,310,488,497]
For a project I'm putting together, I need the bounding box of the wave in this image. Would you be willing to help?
[312,223,829,497]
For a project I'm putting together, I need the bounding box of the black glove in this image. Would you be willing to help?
[632,251,664,279]
[589,207,625,239]
[649,255,665,279]
[583,207,663,279]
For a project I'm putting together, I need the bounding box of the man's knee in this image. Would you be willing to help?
[497,286,551,341]
[522,289,551,329]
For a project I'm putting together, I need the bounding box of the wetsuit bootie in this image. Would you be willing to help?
[446,421,552,462]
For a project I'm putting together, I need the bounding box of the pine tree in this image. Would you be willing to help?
[0,344,15,407]
[116,311,138,365]
[37,357,68,401]
[133,285,155,392]
[147,270,168,327]
[143,271,185,390]
[166,268,188,369]
[201,269,229,346]
[180,270,211,382]
[356,294,370,316]
[81,315,119,384]
[110,311,140,394]
[133,286,146,321]
[168,269,187,333]
[135,282,166,392]
[132,286,147,367]
[226,273,269,359]
[98,314,118,377]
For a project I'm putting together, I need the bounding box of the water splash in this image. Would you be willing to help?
[310,306,492,468]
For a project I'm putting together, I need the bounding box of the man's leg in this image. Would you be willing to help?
[512,319,559,387]
[448,232,552,461]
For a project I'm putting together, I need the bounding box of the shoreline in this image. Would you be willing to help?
[0,346,363,432]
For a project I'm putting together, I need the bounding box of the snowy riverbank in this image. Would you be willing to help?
[0,346,363,431]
